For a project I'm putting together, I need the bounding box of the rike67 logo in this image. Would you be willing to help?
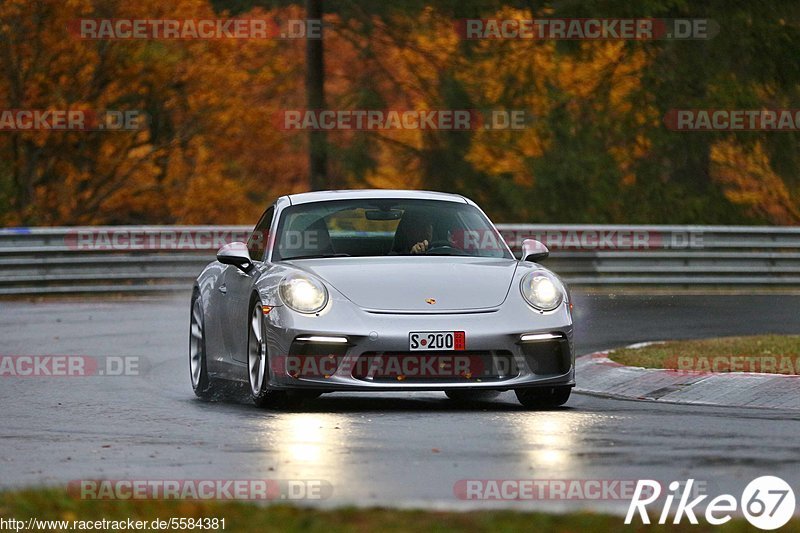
[626,477,795,530]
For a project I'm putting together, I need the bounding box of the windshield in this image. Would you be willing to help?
[272,199,512,261]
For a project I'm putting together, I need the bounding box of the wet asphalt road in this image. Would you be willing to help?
[0,292,799,514]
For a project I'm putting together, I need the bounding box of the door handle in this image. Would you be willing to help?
[218,284,227,294]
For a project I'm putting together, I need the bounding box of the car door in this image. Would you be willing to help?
[221,206,275,363]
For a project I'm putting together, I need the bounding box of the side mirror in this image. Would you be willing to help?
[217,242,254,273]
[520,239,549,262]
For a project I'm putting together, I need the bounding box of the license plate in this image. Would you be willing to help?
[409,331,466,351]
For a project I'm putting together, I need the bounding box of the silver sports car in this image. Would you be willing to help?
[190,189,574,409]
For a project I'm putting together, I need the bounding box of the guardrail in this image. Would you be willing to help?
[0,225,799,294]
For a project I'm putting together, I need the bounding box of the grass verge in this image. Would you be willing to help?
[0,488,794,532]
[608,335,800,374]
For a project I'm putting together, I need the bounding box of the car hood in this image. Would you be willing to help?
[286,256,519,312]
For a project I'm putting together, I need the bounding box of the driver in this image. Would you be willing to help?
[392,209,460,255]
[409,222,433,254]
[391,210,434,255]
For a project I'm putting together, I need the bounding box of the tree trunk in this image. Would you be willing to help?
[305,0,327,190]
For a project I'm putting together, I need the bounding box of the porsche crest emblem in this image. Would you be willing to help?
[425,298,436,305]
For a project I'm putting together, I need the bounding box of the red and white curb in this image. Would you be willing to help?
[575,345,800,411]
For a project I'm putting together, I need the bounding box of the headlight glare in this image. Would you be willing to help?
[279,273,328,314]
[520,271,564,311]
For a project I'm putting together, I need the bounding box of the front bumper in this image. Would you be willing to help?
[263,294,574,392]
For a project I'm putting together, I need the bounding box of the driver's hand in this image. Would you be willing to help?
[410,240,428,254]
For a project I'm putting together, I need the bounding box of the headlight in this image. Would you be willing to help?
[520,270,564,311]
[279,273,328,314]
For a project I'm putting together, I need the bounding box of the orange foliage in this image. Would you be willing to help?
[0,0,306,225]
[0,1,796,225]
[711,140,800,224]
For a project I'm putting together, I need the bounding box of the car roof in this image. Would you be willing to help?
[285,189,470,205]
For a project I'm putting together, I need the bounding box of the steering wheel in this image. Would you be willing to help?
[425,239,467,256]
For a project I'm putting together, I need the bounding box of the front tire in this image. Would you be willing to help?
[515,386,572,409]
[190,291,221,399]
[248,298,280,407]
[247,297,315,409]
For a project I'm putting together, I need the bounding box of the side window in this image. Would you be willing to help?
[247,206,275,261]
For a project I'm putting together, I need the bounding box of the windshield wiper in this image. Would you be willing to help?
[281,253,351,260]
